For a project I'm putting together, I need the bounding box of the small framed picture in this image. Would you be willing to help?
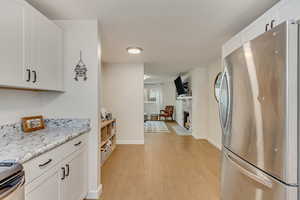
[22,116,45,133]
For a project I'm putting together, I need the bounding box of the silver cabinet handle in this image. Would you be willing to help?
[225,153,273,188]
[38,159,52,168]
[65,164,70,177]
[26,69,31,82]
[61,167,66,180]
[270,19,275,29]
[32,70,37,83]
[74,141,82,147]
[265,23,270,32]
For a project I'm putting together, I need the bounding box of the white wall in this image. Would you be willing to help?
[0,89,43,125]
[189,59,222,149]
[102,63,144,144]
[207,59,222,149]
[191,67,209,139]
[161,80,176,108]
[40,20,102,199]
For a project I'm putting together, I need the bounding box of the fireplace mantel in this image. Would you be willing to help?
[176,96,192,100]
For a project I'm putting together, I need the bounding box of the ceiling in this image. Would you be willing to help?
[26,0,279,76]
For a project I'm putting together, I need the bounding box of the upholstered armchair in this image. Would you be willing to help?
[159,105,174,120]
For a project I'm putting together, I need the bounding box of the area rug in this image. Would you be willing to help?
[171,125,192,136]
[144,121,169,133]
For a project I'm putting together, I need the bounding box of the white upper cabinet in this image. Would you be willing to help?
[222,33,242,58]
[0,0,24,87]
[278,0,300,23]
[23,4,41,89]
[242,12,271,43]
[242,3,281,43]
[33,9,64,91]
[223,0,300,58]
[0,0,64,91]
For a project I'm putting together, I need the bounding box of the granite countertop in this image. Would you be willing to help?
[0,119,90,164]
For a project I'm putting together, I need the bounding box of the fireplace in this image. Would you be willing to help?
[175,98,192,132]
[184,111,191,130]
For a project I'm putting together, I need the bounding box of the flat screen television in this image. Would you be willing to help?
[174,76,186,95]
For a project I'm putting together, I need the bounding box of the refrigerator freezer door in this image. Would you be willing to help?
[221,149,297,200]
[222,21,298,184]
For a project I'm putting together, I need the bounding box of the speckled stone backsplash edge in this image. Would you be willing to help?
[0,119,90,137]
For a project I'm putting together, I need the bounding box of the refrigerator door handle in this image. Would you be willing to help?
[225,152,273,188]
[219,71,226,129]
[224,68,231,130]
[219,66,231,131]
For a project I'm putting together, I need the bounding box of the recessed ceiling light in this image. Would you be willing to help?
[127,47,143,55]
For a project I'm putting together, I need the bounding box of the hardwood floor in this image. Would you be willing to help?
[100,122,221,200]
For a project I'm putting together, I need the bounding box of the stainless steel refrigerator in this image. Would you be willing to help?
[218,21,299,200]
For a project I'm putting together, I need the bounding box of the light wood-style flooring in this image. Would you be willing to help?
[100,122,221,200]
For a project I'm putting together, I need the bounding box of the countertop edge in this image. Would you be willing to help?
[21,127,91,164]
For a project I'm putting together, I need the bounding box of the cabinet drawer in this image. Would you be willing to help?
[23,134,88,184]
[23,144,65,184]
[64,134,88,155]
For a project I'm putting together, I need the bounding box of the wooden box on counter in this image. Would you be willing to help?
[100,119,116,165]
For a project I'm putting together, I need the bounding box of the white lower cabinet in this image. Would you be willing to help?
[25,166,62,200]
[24,134,88,200]
[62,150,88,200]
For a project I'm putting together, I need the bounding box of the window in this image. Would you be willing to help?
[144,88,158,103]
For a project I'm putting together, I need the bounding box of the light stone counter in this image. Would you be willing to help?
[0,119,90,163]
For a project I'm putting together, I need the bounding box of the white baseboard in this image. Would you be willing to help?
[191,134,222,150]
[191,132,205,140]
[117,139,145,144]
[207,139,222,150]
[86,184,102,199]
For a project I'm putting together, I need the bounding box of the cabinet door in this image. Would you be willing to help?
[23,4,41,89]
[62,149,88,200]
[242,3,281,43]
[36,14,64,91]
[25,167,62,200]
[0,0,24,87]
[24,2,64,91]
[266,3,280,29]
[242,12,270,43]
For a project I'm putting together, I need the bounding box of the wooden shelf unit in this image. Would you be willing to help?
[100,119,116,165]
